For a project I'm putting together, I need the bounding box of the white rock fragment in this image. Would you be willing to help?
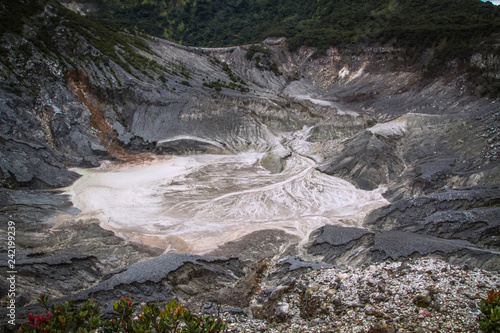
[226,258,500,332]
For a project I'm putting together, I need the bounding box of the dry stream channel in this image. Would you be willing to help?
[65,139,389,256]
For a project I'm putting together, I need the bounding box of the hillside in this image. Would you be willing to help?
[60,0,500,96]
[0,0,500,332]
[80,0,500,49]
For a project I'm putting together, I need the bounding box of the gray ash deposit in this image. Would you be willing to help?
[1,1,500,331]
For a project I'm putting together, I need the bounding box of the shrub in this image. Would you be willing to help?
[478,289,500,333]
[245,45,272,60]
[203,79,249,92]
[19,294,226,333]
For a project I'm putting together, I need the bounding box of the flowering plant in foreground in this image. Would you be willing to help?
[19,294,226,332]
[478,289,500,332]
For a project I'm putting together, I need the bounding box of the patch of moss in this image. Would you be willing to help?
[203,78,249,92]
[246,45,272,60]
[221,61,247,84]
[246,45,282,76]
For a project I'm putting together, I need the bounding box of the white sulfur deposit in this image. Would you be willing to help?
[368,120,407,138]
[67,152,388,254]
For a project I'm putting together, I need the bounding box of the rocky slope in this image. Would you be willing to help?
[1,0,500,331]
[226,258,500,332]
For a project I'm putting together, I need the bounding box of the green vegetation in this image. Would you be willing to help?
[221,61,246,84]
[89,0,500,52]
[19,294,226,332]
[246,45,282,76]
[55,3,164,79]
[203,79,249,92]
[0,0,191,85]
[172,62,191,79]
[204,57,248,91]
[1,0,499,95]
[478,289,500,332]
[159,73,168,83]
[245,45,272,60]
[0,0,44,36]
[86,0,499,92]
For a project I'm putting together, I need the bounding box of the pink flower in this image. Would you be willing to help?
[28,313,35,323]
[127,300,132,307]
[46,312,52,321]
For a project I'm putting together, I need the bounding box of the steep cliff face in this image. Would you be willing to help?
[205,41,500,197]
[2,1,499,193]
[1,2,500,330]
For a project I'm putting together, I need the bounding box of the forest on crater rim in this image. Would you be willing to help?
[89,0,500,52]
[71,0,500,96]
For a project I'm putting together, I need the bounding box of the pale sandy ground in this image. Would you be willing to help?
[66,152,388,254]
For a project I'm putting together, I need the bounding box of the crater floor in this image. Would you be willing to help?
[66,152,388,254]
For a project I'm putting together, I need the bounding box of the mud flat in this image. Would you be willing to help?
[67,152,389,254]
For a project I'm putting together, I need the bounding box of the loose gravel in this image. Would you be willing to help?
[224,258,500,332]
